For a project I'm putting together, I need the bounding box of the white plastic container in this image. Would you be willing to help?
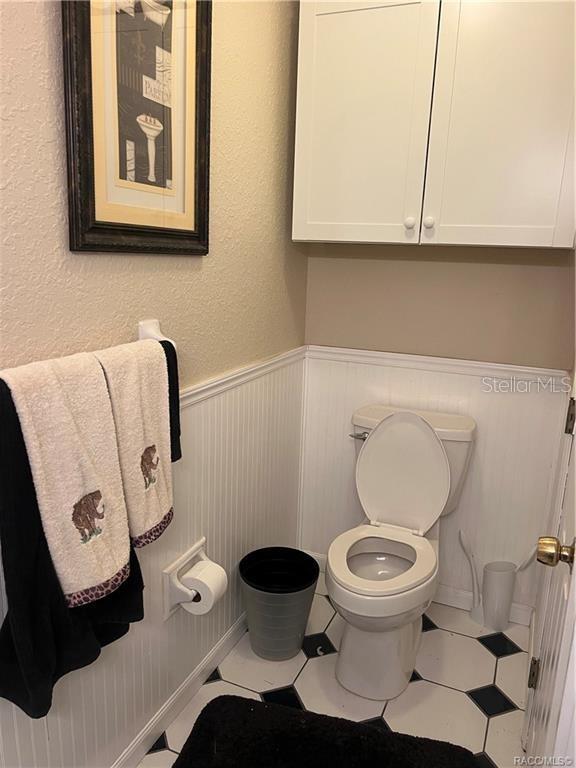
[482,561,516,631]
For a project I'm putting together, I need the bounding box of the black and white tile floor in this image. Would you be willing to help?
[139,574,530,768]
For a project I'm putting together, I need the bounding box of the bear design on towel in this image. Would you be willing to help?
[141,445,159,490]
[72,490,105,544]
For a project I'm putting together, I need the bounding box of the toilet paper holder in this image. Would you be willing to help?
[162,536,210,620]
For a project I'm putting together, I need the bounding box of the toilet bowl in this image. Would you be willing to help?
[326,407,475,701]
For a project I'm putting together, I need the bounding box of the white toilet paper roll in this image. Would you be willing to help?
[180,559,228,615]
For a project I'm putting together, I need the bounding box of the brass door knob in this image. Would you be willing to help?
[537,536,575,569]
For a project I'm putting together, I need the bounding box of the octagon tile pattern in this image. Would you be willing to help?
[165,679,260,752]
[425,602,490,638]
[138,582,530,768]
[295,653,385,721]
[416,629,496,690]
[218,632,307,692]
[306,594,335,635]
[384,679,487,753]
[485,710,526,767]
[496,652,529,709]
[325,613,346,649]
[261,686,304,710]
[502,623,530,653]
[468,685,517,717]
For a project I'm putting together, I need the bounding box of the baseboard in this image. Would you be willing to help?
[111,614,247,768]
[435,584,533,627]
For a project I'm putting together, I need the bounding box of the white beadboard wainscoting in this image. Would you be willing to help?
[0,349,304,768]
[299,346,570,624]
[0,344,569,767]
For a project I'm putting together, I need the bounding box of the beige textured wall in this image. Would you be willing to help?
[1,2,573,383]
[0,1,307,388]
[305,246,574,370]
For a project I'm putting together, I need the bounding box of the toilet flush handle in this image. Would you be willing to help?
[349,431,369,441]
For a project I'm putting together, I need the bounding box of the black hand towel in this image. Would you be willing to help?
[160,340,182,462]
[0,379,144,718]
[173,695,478,768]
[0,338,182,717]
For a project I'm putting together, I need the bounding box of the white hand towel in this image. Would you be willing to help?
[1,353,131,607]
[94,340,173,547]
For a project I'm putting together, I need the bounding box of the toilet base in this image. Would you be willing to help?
[335,617,422,701]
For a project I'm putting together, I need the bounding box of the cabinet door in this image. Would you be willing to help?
[422,1,574,248]
[292,0,439,243]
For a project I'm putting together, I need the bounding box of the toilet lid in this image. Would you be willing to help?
[356,412,450,535]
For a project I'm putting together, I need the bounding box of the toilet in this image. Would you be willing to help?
[325,405,476,702]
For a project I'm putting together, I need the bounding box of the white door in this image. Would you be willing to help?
[422,0,574,248]
[523,398,576,759]
[292,0,439,243]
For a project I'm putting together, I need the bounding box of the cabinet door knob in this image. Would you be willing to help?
[404,217,416,230]
[423,216,435,229]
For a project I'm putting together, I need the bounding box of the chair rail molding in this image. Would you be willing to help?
[305,344,569,383]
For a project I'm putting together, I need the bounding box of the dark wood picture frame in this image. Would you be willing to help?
[62,1,211,255]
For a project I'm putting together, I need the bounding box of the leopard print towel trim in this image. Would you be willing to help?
[66,561,131,608]
[131,508,174,549]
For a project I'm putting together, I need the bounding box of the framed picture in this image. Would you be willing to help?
[62,0,211,254]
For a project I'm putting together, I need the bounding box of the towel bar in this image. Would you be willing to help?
[138,319,177,350]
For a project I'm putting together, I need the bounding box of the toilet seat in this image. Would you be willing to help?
[327,412,449,599]
[327,524,437,597]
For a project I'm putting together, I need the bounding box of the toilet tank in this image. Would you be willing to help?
[352,404,476,516]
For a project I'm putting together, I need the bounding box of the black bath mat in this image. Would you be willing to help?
[172,695,478,768]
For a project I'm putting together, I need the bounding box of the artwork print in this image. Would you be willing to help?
[62,0,211,254]
[116,0,173,190]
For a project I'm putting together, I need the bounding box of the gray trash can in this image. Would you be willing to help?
[239,547,319,661]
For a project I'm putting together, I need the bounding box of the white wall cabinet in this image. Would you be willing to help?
[292,0,440,243]
[422,0,574,247]
[293,0,575,248]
